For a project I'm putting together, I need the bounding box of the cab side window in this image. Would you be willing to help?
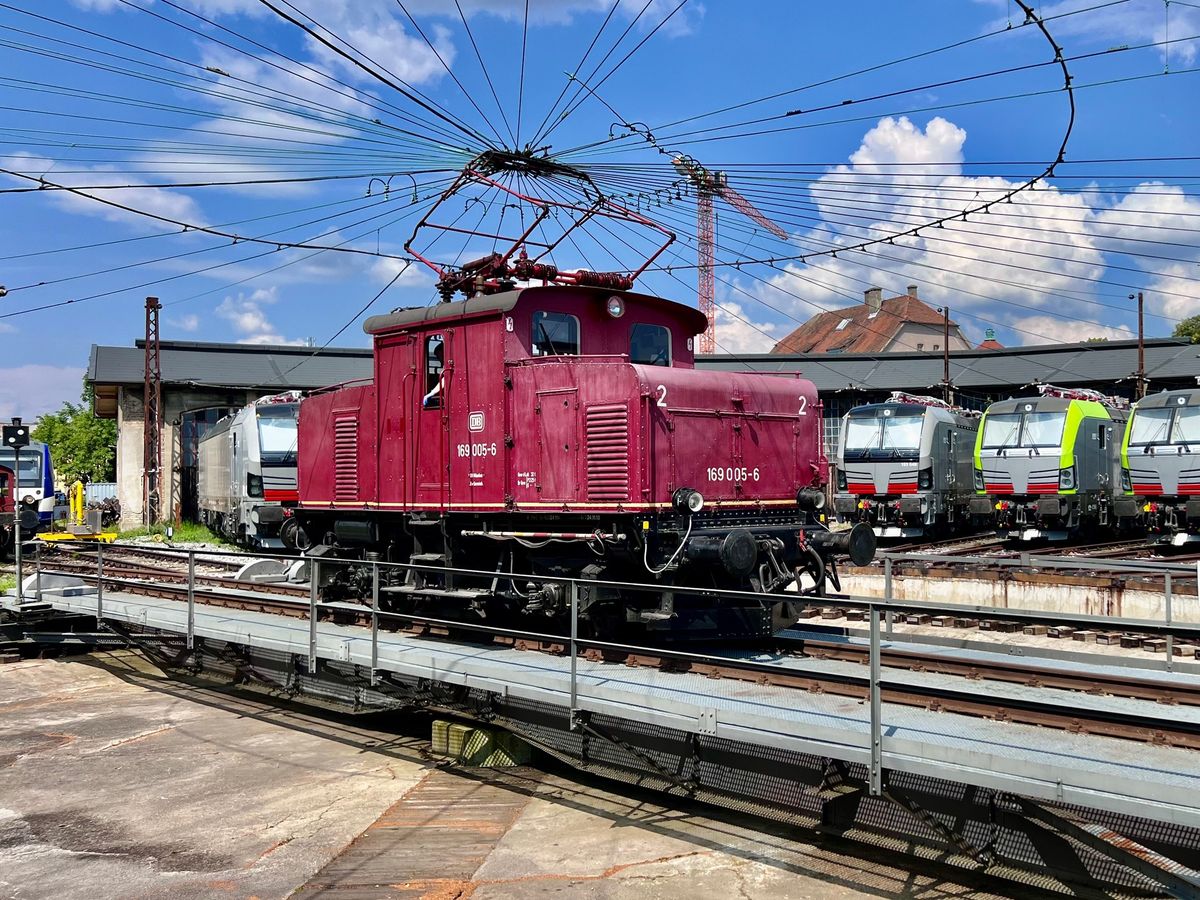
[630,323,671,366]
[423,334,445,409]
[531,311,580,356]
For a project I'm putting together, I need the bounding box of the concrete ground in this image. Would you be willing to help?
[0,653,1028,899]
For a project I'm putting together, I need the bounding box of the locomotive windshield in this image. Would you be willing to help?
[844,408,924,457]
[0,448,41,488]
[257,405,298,465]
[1130,405,1200,446]
[630,323,671,366]
[981,411,1067,449]
[531,311,579,356]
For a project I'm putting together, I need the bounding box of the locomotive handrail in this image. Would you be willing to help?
[300,377,374,397]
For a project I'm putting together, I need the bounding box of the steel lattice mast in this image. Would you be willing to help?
[143,295,163,526]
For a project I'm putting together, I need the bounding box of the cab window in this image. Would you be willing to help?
[630,323,671,366]
[423,334,445,409]
[531,311,579,356]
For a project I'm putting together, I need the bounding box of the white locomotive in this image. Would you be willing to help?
[834,392,980,538]
[197,392,301,549]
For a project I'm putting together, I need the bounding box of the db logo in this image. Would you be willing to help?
[468,411,485,433]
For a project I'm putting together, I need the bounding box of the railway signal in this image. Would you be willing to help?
[3,417,29,603]
[672,155,788,355]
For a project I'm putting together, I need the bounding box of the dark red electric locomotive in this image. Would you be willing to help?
[294,165,872,638]
[295,280,872,638]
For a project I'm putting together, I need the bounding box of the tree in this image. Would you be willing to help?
[32,379,117,484]
[1173,315,1200,343]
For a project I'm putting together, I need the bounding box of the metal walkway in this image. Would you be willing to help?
[10,550,1200,897]
[27,586,1200,829]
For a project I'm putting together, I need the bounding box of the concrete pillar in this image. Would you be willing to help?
[116,387,145,531]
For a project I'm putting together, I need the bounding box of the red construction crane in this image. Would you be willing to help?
[672,155,788,354]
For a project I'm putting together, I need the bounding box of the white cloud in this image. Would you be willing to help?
[1009,315,1134,346]
[754,116,1119,346]
[0,366,84,421]
[215,286,305,345]
[369,256,434,288]
[1092,184,1200,321]
[993,0,1200,66]
[712,300,778,354]
[169,314,200,333]
[0,152,204,231]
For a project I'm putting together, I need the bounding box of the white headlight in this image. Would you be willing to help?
[606,295,625,318]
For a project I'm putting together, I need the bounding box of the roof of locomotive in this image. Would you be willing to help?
[362,284,709,336]
[846,401,968,425]
[1134,388,1200,409]
[985,395,1126,419]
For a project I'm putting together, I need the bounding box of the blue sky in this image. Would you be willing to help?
[0,0,1198,418]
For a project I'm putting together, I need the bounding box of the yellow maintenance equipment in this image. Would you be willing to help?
[38,480,117,543]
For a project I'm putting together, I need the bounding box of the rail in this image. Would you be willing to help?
[26,540,1200,804]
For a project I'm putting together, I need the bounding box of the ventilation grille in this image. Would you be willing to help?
[333,414,358,502]
[585,404,630,501]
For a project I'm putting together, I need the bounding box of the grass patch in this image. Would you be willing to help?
[118,522,226,544]
[0,573,15,593]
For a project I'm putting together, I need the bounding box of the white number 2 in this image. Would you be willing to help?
[798,395,808,416]
[656,384,668,408]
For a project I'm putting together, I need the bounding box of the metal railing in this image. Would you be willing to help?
[35,541,1200,799]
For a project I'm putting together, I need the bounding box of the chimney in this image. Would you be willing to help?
[864,287,883,312]
[906,284,918,299]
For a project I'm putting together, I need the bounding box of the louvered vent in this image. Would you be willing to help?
[333,414,358,502]
[585,404,630,501]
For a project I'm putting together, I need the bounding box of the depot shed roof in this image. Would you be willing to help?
[696,337,1200,398]
[87,340,373,418]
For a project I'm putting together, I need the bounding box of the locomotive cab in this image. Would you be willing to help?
[297,284,873,639]
[972,386,1128,541]
[1117,388,1200,544]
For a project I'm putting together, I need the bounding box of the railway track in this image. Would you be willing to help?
[36,566,1200,753]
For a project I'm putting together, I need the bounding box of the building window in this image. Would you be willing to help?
[916,343,924,351]
[532,311,580,356]
[835,318,850,331]
[423,334,444,409]
[933,344,939,351]
[630,323,671,366]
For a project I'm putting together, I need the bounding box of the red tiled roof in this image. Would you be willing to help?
[771,294,952,354]
[976,338,1005,350]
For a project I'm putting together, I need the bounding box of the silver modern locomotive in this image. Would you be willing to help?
[1116,388,1200,545]
[197,392,301,549]
[834,393,979,538]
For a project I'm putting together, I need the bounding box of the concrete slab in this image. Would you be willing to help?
[0,656,1027,900]
[0,654,429,900]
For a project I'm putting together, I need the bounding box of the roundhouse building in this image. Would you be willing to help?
[89,335,1200,528]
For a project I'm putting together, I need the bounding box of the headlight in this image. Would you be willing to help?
[247,473,263,497]
[605,295,625,318]
[797,488,826,511]
[672,487,704,513]
[917,468,932,490]
[973,469,984,492]
[1120,468,1131,492]
[836,471,847,491]
[1058,466,1075,490]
